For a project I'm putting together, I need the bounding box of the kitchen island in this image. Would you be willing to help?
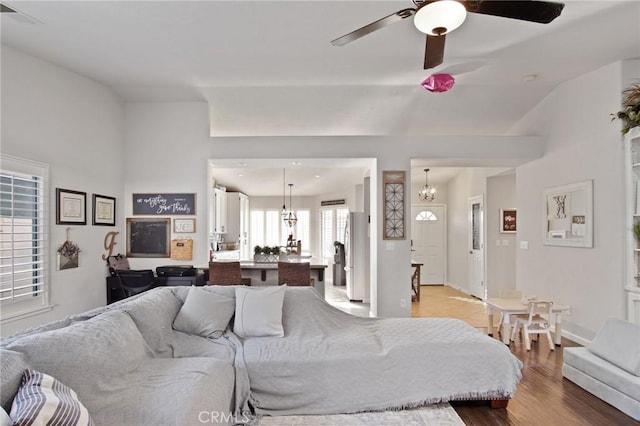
[240,259,328,297]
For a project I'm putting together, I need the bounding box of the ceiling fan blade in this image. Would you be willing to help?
[331,8,416,46]
[424,34,445,70]
[463,0,564,24]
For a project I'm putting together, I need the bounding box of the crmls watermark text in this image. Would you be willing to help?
[198,411,251,424]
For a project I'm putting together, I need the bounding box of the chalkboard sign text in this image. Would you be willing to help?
[133,193,196,216]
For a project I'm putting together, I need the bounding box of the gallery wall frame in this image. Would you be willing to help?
[382,170,406,240]
[500,208,517,233]
[174,218,196,233]
[92,194,116,226]
[543,179,593,248]
[56,188,86,225]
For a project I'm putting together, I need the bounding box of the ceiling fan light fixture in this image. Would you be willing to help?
[414,0,467,36]
[421,73,455,92]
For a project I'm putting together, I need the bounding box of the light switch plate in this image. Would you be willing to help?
[520,241,529,249]
[385,242,395,251]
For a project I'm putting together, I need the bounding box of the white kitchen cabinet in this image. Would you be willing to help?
[226,192,250,260]
[213,188,227,234]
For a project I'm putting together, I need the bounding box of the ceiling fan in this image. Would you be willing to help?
[331,0,565,70]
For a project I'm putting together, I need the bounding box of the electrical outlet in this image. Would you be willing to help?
[519,241,529,249]
[400,298,407,308]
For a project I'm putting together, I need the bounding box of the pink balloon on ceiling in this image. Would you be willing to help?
[421,73,456,93]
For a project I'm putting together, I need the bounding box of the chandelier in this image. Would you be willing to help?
[418,168,436,202]
[284,184,297,228]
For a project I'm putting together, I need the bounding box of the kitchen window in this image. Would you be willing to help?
[0,154,51,322]
[250,209,310,252]
[320,207,349,258]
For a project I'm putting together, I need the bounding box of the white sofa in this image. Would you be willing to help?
[562,318,640,421]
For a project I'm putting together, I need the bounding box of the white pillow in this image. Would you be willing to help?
[234,285,286,337]
[10,369,93,426]
[173,286,236,338]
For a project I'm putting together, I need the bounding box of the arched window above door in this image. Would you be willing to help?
[416,210,438,221]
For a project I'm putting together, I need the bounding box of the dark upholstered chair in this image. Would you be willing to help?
[115,269,156,297]
[208,261,251,286]
[277,262,313,286]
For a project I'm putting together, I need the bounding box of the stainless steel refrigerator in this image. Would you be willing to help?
[344,212,367,301]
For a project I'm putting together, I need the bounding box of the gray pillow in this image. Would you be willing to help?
[173,286,235,338]
[0,349,29,412]
[588,317,640,376]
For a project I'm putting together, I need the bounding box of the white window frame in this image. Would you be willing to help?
[250,209,311,254]
[0,154,52,323]
[319,207,349,259]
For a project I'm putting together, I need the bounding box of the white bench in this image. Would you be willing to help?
[562,318,640,421]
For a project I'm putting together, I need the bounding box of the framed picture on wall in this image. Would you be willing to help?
[56,188,86,225]
[92,194,116,226]
[382,170,406,240]
[500,208,517,233]
[174,218,196,233]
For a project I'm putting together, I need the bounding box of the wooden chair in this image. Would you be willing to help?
[277,262,313,286]
[208,261,251,286]
[510,301,554,351]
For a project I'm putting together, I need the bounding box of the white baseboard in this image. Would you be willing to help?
[445,282,472,296]
[556,328,590,347]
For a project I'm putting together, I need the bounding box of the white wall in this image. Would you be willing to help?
[445,167,510,295]
[512,61,630,340]
[486,173,517,298]
[0,46,125,336]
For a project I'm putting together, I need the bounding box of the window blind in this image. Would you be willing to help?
[0,155,48,310]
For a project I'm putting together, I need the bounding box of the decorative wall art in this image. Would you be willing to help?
[174,218,196,233]
[543,180,593,247]
[92,194,116,226]
[132,193,196,215]
[56,188,86,225]
[383,170,406,240]
[500,208,517,233]
[126,218,171,258]
[57,228,80,270]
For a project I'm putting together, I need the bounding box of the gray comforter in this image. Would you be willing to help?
[238,288,523,416]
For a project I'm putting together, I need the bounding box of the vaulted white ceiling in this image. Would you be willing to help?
[2,0,638,191]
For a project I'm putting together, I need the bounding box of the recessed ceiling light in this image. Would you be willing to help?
[315,175,320,178]
[292,161,302,166]
[240,162,247,166]
[523,74,538,83]
[237,173,244,177]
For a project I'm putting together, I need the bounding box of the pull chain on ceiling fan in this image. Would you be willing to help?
[331,0,565,70]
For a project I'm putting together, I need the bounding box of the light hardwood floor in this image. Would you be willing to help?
[413,285,638,426]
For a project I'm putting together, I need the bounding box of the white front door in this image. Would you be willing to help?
[411,204,446,285]
[468,195,485,299]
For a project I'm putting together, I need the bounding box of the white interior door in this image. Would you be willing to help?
[411,204,446,285]
[468,195,485,299]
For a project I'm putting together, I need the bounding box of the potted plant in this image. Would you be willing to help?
[633,222,640,248]
[612,83,640,135]
[253,245,281,263]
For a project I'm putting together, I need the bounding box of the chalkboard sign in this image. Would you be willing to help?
[132,193,196,216]
[126,218,170,258]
